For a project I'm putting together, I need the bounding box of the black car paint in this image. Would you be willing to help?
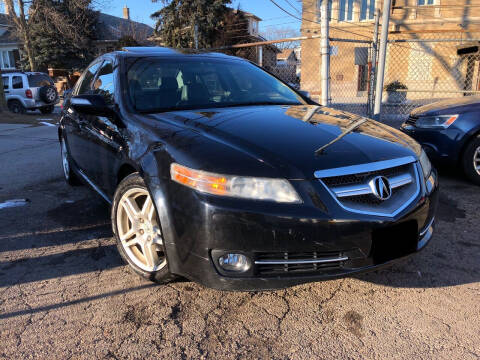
[60,49,438,290]
[402,96,480,165]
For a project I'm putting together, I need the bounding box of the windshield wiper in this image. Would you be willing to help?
[137,101,301,114]
[314,116,369,155]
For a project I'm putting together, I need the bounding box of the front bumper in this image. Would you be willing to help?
[150,170,439,291]
[401,124,460,164]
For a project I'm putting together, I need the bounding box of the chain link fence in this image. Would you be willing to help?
[382,31,480,121]
[209,31,480,123]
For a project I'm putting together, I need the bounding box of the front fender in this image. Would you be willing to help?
[140,149,186,276]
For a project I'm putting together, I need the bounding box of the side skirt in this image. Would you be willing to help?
[76,168,112,205]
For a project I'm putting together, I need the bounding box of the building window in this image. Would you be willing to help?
[0,50,16,69]
[418,0,434,5]
[360,0,375,20]
[338,0,354,21]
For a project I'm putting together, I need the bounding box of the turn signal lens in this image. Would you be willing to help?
[170,163,302,203]
[25,89,33,99]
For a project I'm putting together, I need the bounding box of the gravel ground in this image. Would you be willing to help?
[0,121,479,359]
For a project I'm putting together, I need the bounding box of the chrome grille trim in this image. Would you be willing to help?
[314,156,416,179]
[332,173,413,198]
[316,159,422,218]
[420,216,435,237]
[254,256,348,265]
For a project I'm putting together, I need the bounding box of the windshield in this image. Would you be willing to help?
[126,57,304,113]
[27,74,54,87]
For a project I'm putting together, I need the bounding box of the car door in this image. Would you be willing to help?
[2,76,10,100]
[63,61,102,175]
[85,59,127,195]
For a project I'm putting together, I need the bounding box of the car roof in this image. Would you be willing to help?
[108,46,243,62]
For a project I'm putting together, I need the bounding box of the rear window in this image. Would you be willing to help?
[27,74,54,87]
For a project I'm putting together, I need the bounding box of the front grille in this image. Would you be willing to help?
[255,251,346,276]
[322,164,410,188]
[316,157,421,217]
[405,115,418,125]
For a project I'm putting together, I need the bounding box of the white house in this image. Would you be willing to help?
[0,14,20,70]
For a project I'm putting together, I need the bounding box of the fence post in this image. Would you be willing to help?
[320,0,330,106]
[258,45,263,67]
[368,9,380,117]
[373,0,392,121]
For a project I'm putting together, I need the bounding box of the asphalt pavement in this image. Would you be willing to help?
[0,117,479,359]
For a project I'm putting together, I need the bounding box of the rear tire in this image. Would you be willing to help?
[40,105,54,114]
[462,135,480,185]
[112,173,176,284]
[60,135,81,186]
[8,100,26,114]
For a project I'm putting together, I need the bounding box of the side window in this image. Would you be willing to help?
[12,76,23,89]
[93,61,115,105]
[2,76,8,90]
[77,62,102,95]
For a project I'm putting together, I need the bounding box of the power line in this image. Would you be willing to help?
[282,0,302,15]
[269,0,372,38]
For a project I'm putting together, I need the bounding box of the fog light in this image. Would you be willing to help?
[218,253,251,272]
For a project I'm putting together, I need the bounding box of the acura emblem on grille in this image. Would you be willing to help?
[369,176,392,201]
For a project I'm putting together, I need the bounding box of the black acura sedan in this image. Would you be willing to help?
[402,96,480,185]
[59,47,438,291]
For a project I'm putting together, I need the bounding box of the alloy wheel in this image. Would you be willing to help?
[474,146,480,176]
[61,138,70,180]
[116,188,167,272]
[46,88,56,102]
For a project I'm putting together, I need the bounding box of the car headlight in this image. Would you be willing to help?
[170,163,302,203]
[416,115,458,129]
[419,149,432,179]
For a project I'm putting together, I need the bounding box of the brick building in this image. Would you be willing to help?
[301,0,480,105]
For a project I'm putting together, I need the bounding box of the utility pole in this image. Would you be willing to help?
[320,0,330,106]
[367,8,380,117]
[373,0,392,120]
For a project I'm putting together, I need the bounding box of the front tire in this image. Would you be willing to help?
[60,135,81,186]
[112,173,176,284]
[462,135,480,185]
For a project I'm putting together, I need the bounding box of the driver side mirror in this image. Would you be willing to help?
[70,94,114,116]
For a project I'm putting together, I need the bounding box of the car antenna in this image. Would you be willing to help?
[315,116,369,156]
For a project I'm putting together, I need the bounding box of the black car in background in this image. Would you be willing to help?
[402,96,480,185]
[58,47,438,291]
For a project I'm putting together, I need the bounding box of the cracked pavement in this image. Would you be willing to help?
[0,121,479,359]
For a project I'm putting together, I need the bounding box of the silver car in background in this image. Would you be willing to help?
[2,71,59,114]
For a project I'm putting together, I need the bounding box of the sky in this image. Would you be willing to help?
[101,0,302,33]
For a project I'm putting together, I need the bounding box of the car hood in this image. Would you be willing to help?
[411,96,480,116]
[147,105,421,180]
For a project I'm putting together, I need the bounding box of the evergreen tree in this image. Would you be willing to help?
[151,0,233,49]
[26,0,98,71]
